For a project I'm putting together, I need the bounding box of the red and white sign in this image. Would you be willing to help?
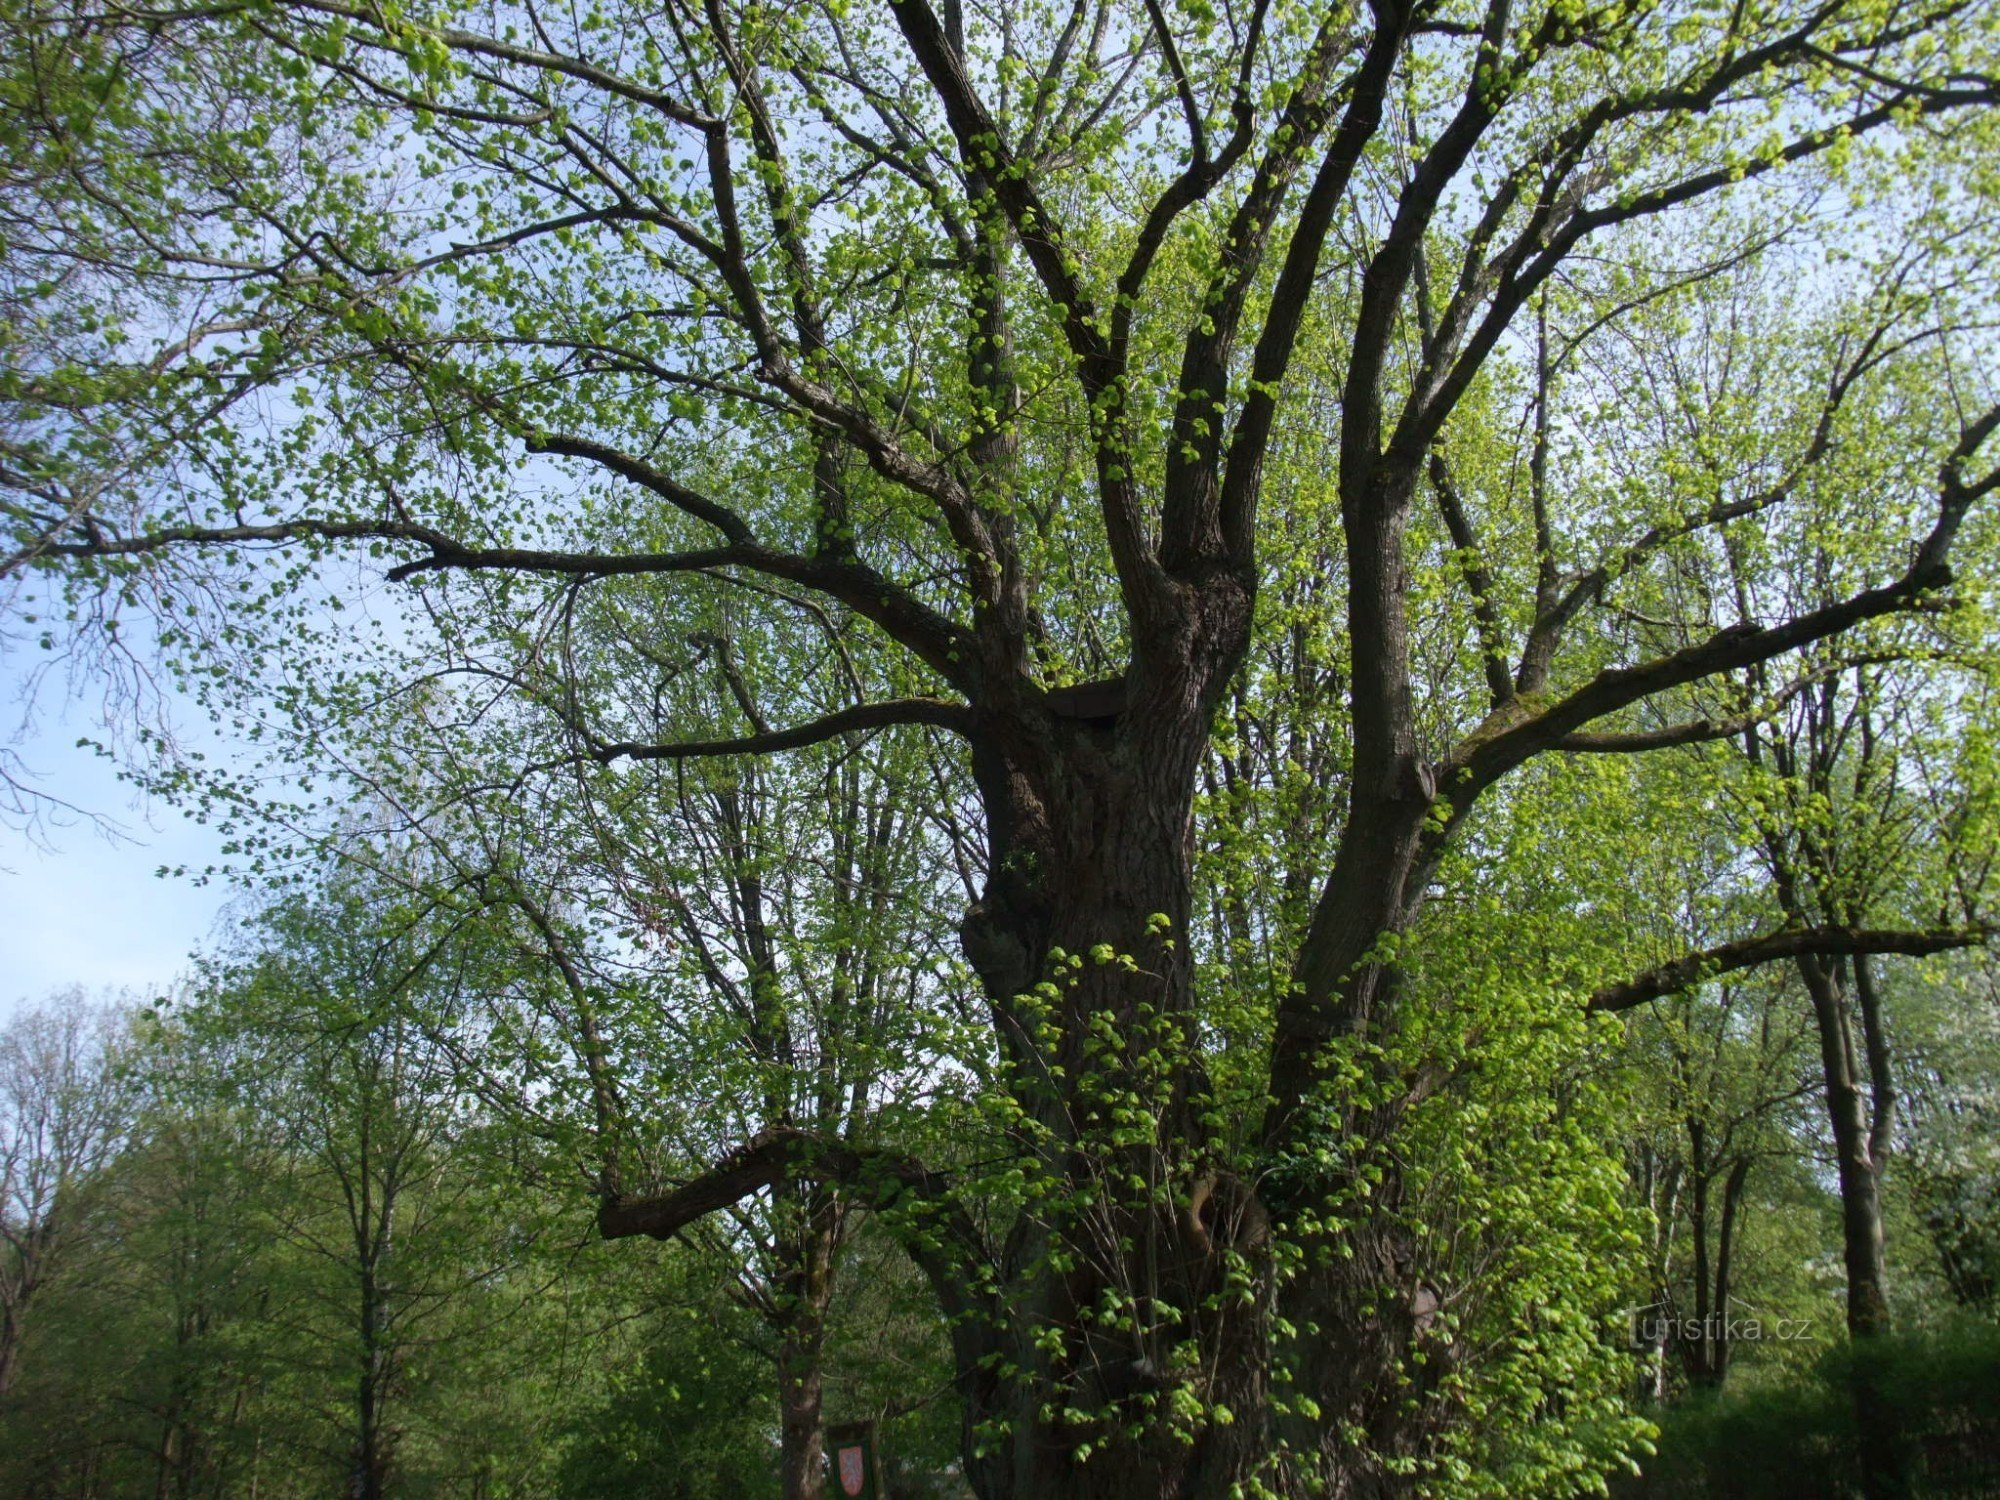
[837,1444,867,1497]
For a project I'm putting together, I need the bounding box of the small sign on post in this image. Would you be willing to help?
[826,1419,883,1499]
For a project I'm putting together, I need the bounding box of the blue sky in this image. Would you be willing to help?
[1,653,237,1016]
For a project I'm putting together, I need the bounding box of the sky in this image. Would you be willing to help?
[1,651,238,1016]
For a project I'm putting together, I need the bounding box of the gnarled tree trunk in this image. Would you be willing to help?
[948,582,1279,1497]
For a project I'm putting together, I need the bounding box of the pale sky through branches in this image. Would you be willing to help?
[1,647,233,1013]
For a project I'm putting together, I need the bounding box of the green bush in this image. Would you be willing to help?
[1618,1321,2000,1499]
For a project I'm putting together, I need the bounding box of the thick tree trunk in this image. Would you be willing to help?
[773,1184,839,1500]
[1264,781,1453,1489]
[1274,1221,1456,1498]
[1245,451,1471,1491]
[1797,954,1891,1340]
[953,738,1445,1490]
[1796,953,1909,1499]
[945,590,1308,1499]
[0,1301,20,1400]
[960,752,1267,1497]
[778,1321,827,1500]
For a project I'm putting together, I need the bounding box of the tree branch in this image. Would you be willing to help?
[596,1126,951,1239]
[1444,402,1999,800]
[1590,926,1989,1013]
[528,433,754,543]
[889,0,1105,373]
[1554,659,1897,753]
[1428,451,1514,706]
[20,511,981,694]
[589,697,975,764]
[1407,75,2000,465]
[1168,9,1389,568]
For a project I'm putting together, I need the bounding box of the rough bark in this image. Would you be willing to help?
[773,1183,840,1500]
[0,1277,25,1400]
[1798,953,1893,1343]
[778,1320,828,1500]
[1793,952,1908,1499]
[950,583,1275,1498]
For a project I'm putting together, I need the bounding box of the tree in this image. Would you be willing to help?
[1625,966,1820,1394]
[6,0,2000,1492]
[466,693,971,1500]
[288,607,977,1497]
[0,916,673,1500]
[596,726,965,1500]
[187,881,560,1500]
[1733,657,2000,1495]
[0,995,136,1402]
[0,2,286,835]
[1902,954,2000,1316]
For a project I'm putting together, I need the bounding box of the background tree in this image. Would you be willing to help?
[1625,966,1818,1393]
[0,995,136,1402]
[1902,955,2000,1315]
[283,592,980,1497]
[189,878,579,1500]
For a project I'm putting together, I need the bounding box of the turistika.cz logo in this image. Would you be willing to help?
[1621,1297,1814,1351]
